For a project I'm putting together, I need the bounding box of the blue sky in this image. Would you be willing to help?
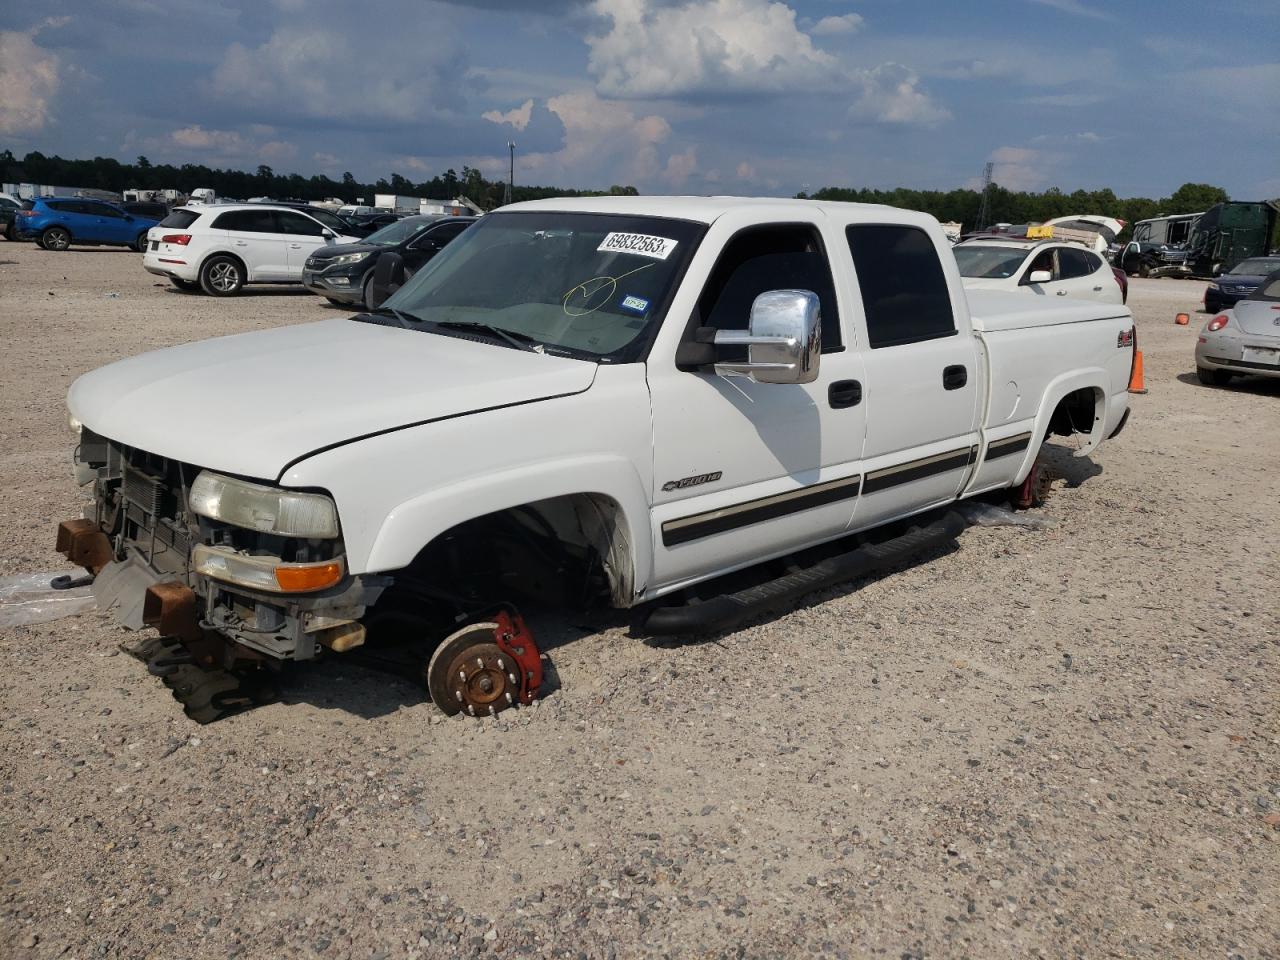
[2,0,1277,199]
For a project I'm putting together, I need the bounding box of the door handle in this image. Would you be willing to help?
[828,379,862,408]
[1056,290,1068,296]
[942,365,967,390]
[234,240,248,246]
[289,243,302,248]
[1092,285,1103,291]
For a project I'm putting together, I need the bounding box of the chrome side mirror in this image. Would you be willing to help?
[1026,269,1052,284]
[713,289,821,384]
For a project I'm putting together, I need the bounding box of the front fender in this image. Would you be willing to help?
[363,454,654,595]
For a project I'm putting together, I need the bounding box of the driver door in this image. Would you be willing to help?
[646,220,868,591]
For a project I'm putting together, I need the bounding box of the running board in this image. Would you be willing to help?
[642,510,967,636]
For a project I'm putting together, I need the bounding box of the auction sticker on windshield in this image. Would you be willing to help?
[597,232,679,260]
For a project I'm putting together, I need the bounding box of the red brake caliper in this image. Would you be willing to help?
[492,609,543,705]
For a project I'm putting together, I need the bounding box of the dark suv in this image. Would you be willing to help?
[302,215,475,307]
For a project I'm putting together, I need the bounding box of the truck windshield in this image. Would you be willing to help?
[953,245,1028,279]
[374,211,705,361]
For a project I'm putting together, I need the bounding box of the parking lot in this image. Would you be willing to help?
[1,241,1277,959]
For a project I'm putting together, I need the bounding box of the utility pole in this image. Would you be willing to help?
[974,161,994,232]
[504,140,515,206]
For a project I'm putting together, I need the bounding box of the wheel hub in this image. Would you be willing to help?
[426,623,524,717]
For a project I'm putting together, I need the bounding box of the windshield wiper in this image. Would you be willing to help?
[434,320,541,353]
[365,304,422,328]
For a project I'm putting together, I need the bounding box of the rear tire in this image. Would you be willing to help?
[40,227,71,251]
[200,255,245,296]
[1196,366,1232,386]
[170,277,200,292]
[3,222,13,241]
[362,274,377,310]
[135,231,150,252]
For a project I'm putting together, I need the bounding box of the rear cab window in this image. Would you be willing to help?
[845,224,954,348]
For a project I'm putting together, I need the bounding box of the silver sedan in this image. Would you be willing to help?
[1195,270,1280,385]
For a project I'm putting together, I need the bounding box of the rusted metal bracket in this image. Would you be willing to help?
[55,519,114,573]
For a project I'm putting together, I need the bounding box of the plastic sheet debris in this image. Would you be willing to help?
[104,292,120,299]
[0,570,98,628]
[954,501,1054,530]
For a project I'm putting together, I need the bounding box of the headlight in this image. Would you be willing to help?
[189,471,340,539]
[68,412,82,436]
[1207,282,1219,290]
[192,544,345,593]
[327,251,370,267]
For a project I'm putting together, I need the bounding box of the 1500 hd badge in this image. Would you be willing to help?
[662,471,722,492]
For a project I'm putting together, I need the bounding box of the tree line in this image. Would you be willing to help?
[0,149,1236,237]
[0,150,638,209]
[799,182,1233,237]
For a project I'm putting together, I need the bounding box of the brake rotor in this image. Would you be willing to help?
[426,622,522,717]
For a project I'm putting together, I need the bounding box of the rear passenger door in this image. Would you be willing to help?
[277,211,332,277]
[1057,247,1109,301]
[69,201,112,242]
[215,209,291,280]
[842,223,981,530]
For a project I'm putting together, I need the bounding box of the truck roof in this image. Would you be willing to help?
[503,195,911,226]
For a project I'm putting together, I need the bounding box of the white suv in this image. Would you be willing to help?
[953,238,1125,305]
[143,204,361,296]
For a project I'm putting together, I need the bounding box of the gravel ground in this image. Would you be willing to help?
[0,240,1277,960]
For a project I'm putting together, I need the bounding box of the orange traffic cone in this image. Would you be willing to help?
[1175,313,1189,325]
[1128,350,1148,394]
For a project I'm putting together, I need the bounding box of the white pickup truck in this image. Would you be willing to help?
[59,197,1136,721]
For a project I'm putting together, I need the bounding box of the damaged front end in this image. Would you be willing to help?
[57,427,388,720]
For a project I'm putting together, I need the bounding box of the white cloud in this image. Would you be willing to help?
[978,145,1049,192]
[849,63,950,125]
[736,160,756,180]
[212,27,461,123]
[0,21,64,135]
[482,99,535,131]
[517,90,680,186]
[1029,0,1111,20]
[159,125,297,164]
[586,0,837,97]
[586,0,946,127]
[810,13,863,36]
[664,147,698,186]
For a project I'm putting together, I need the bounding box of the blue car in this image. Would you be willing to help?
[14,197,163,252]
[1203,255,1280,312]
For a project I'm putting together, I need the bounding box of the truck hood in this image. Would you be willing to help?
[68,318,598,481]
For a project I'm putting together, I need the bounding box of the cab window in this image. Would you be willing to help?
[845,224,954,348]
[694,224,842,356]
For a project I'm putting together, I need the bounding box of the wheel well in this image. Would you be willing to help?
[43,225,71,238]
[1047,386,1102,438]
[384,493,635,618]
[201,250,247,277]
